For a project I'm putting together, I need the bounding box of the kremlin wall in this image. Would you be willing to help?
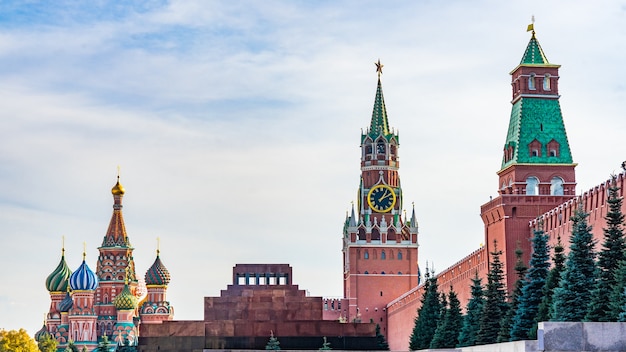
[37,27,626,351]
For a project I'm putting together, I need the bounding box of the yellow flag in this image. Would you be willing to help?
[527,23,534,32]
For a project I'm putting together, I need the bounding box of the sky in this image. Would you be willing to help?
[1,0,625,336]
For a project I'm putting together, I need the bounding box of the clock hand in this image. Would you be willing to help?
[379,191,392,201]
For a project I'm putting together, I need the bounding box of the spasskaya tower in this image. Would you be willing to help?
[342,61,419,333]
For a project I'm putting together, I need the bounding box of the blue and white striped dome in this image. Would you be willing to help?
[69,260,99,291]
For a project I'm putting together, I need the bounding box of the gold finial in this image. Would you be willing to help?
[375,59,383,78]
[82,242,86,260]
[111,166,126,195]
[62,235,65,256]
[527,15,535,34]
[156,237,161,256]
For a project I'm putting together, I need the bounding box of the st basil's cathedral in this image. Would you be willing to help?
[36,176,174,351]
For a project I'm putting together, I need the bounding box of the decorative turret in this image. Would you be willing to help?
[44,242,72,338]
[140,241,174,324]
[67,248,99,351]
[95,171,138,339]
[112,273,139,347]
[34,320,51,342]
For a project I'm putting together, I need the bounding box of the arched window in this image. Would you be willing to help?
[529,73,536,90]
[543,74,551,90]
[551,177,564,195]
[376,140,385,154]
[397,251,403,260]
[381,251,386,260]
[526,176,539,195]
[364,250,369,259]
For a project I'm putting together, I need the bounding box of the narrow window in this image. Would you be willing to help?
[381,251,386,260]
[397,252,403,260]
[551,177,564,195]
[543,74,551,90]
[529,73,536,90]
[376,141,385,154]
[526,176,539,195]
[364,251,369,259]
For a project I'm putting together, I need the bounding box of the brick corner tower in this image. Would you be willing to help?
[480,25,577,292]
[342,61,419,334]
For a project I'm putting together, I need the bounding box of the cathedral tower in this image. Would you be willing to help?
[94,175,139,338]
[342,61,419,333]
[480,26,576,290]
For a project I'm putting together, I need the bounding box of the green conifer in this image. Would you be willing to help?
[511,227,550,340]
[457,272,484,347]
[552,207,596,321]
[430,287,462,348]
[265,331,281,350]
[408,267,441,350]
[476,241,508,345]
[498,246,526,342]
[587,177,625,321]
[536,235,565,322]
[375,324,389,350]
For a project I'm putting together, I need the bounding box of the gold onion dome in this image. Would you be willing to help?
[45,251,72,292]
[113,283,138,310]
[111,177,125,195]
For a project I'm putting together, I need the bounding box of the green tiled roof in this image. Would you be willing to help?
[501,98,573,169]
[520,33,549,65]
[363,77,398,142]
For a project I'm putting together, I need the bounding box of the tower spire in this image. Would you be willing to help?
[368,59,390,138]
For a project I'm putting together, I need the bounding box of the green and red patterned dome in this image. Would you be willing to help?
[113,283,138,310]
[145,251,170,286]
[45,249,72,292]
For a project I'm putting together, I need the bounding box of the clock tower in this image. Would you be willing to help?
[342,61,419,333]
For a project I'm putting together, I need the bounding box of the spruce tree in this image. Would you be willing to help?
[587,176,625,321]
[375,324,389,350]
[610,260,626,320]
[457,272,484,347]
[552,207,597,321]
[511,227,550,340]
[536,235,565,322]
[265,331,281,350]
[408,268,441,350]
[476,242,508,345]
[498,246,526,342]
[430,287,462,349]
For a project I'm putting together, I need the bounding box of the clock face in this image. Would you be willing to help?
[367,184,396,213]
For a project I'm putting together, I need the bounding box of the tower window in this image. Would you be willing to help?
[376,141,385,154]
[551,177,564,195]
[547,139,560,157]
[364,251,369,259]
[526,176,539,195]
[544,74,551,90]
[529,73,536,90]
[529,139,542,157]
[381,251,386,260]
[397,251,403,260]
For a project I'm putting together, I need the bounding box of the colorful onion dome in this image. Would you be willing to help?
[34,322,51,341]
[111,175,125,195]
[69,258,99,291]
[59,291,73,312]
[45,250,72,292]
[145,251,171,286]
[113,283,138,310]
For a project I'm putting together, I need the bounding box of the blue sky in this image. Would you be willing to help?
[1,1,625,336]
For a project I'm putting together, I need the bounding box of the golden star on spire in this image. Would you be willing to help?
[375,59,383,78]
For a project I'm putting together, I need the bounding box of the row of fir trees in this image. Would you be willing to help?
[409,176,626,350]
